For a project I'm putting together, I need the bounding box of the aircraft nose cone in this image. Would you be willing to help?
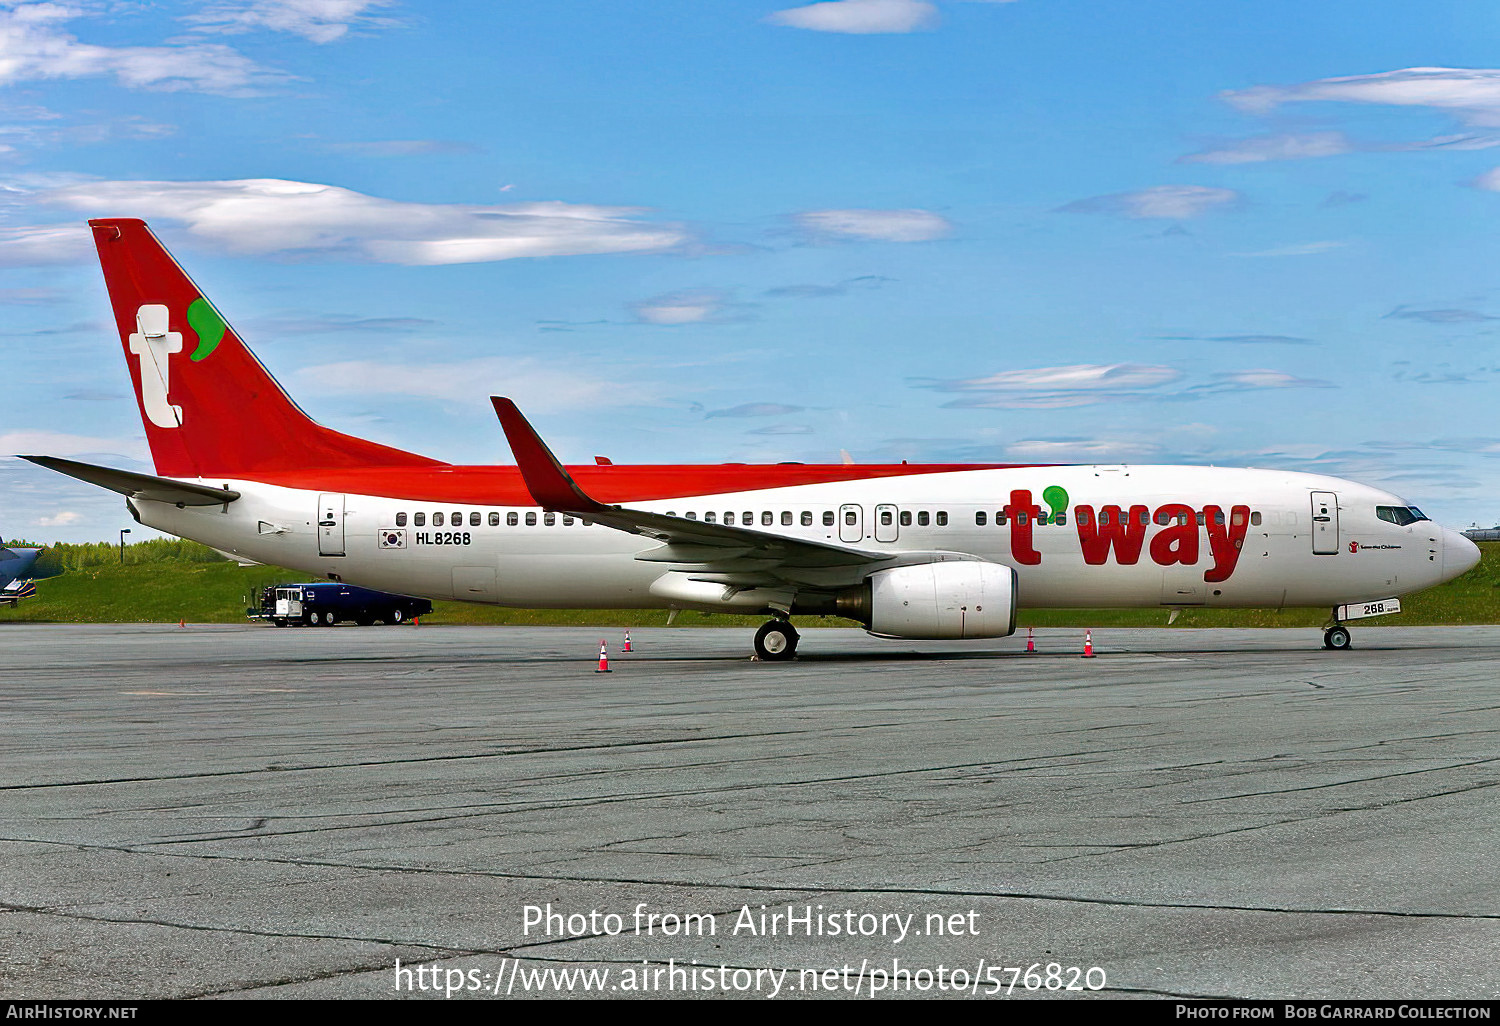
[1444,529,1481,581]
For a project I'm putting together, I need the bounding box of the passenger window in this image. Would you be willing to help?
[507,512,518,526]
[782,512,794,526]
[544,512,556,526]
[705,512,717,523]
[723,512,735,526]
[1055,513,1067,526]
[396,512,407,527]
[525,512,536,526]
[1017,512,1027,526]
[1214,510,1226,525]
[1196,512,1205,526]
[433,512,444,527]
[936,511,948,527]
[562,515,574,526]
[1251,511,1262,526]
[762,512,773,526]
[823,511,834,526]
[1138,510,1150,526]
[801,511,813,526]
[996,511,1007,526]
[471,512,481,527]
[1037,512,1050,526]
[918,511,929,526]
[414,512,425,527]
[975,511,987,526]
[843,511,856,526]
[1155,510,1170,526]
[882,511,895,526]
[452,511,462,525]
[686,512,698,520]
[489,512,499,526]
[899,511,911,527]
[1099,511,1110,526]
[1076,509,1090,526]
[1231,511,1245,527]
[743,511,753,524]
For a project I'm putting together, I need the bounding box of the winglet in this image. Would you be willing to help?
[491,397,607,512]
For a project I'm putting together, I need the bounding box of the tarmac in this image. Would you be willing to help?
[1,622,1496,1000]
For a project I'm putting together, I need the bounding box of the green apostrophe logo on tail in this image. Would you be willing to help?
[186,297,227,362]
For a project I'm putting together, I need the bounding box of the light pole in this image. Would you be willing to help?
[119,528,131,563]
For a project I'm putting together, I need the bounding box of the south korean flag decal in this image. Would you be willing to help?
[379,529,406,549]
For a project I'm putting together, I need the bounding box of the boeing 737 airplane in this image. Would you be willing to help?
[0,541,42,607]
[21,219,1482,657]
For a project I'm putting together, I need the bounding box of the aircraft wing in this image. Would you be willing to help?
[492,397,975,585]
[18,456,241,506]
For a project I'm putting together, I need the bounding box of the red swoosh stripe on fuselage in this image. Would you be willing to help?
[235,463,1055,505]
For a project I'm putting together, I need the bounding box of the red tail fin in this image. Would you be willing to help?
[89,218,441,478]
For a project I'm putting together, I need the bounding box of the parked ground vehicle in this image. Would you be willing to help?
[250,583,433,627]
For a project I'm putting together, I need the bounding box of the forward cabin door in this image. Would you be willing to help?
[318,493,346,557]
[1311,491,1339,555]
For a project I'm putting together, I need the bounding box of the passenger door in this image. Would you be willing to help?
[318,493,346,556]
[874,504,899,543]
[1311,491,1339,555]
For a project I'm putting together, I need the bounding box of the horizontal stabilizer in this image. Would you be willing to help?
[19,455,241,506]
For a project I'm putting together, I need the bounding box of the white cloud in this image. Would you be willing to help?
[937,364,1181,392]
[925,364,1181,409]
[1473,167,1500,191]
[1231,241,1347,258]
[1,429,145,458]
[36,510,82,526]
[631,289,729,325]
[293,357,651,414]
[1057,185,1239,219]
[35,178,688,264]
[1005,439,1163,461]
[767,0,938,34]
[1209,370,1332,391]
[0,223,91,266]
[185,0,391,44]
[0,2,286,94]
[1224,67,1500,128]
[1179,132,1355,165]
[795,208,951,241]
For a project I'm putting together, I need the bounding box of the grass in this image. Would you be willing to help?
[8,543,1500,627]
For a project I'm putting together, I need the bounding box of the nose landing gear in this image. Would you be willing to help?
[1323,624,1352,650]
[754,619,799,661]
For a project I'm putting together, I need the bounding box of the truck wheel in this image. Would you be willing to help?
[389,608,405,625]
[272,618,286,627]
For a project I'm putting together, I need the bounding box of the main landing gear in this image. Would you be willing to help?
[754,619,799,661]
[1323,624,1352,651]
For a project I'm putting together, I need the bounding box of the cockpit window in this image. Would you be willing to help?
[1376,505,1429,526]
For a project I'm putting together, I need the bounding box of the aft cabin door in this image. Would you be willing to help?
[1311,491,1339,555]
[874,504,899,543]
[318,493,346,557]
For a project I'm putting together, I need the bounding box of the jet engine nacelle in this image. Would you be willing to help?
[865,560,1017,640]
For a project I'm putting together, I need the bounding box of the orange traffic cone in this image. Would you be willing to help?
[595,639,612,673]
[178,618,185,628]
[413,616,419,627]
[623,630,632,653]
[1082,629,1095,658]
[1025,627,1036,654]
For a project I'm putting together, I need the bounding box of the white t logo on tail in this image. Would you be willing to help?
[129,304,183,428]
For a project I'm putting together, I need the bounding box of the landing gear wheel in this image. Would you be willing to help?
[754,620,799,661]
[388,608,404,625]
[1323,625,1351,650]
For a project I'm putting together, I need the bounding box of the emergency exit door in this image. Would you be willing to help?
[1311,491,1339,555]
[318,493,346,556]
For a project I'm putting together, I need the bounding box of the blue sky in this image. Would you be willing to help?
[5,0,1500,541]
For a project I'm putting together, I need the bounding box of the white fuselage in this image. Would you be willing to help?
[130,464,1476,615]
